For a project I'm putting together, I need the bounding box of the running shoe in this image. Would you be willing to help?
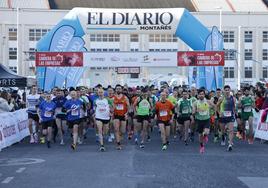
[78,137,83,145]
[162,144,167,151]
[116,145,122,150]
[213,136,219,143]
[34,133,39,143]
[99,146,106,152]
[108,136,113,143]
[135,138,138,145]
[47,141,51,148]
[248,138,254,145]
[199,146,205,154]
[40,137,45,144]
[221,140,226,146]
[227,144,233,151]
[30,135,35,144]
[71,143,76,150]
[184,140,188,146]
[147,135,151,142]
[166,141,170,145]
[60,140,65,145]
[140,143,145,149]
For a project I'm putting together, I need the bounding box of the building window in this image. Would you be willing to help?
[263,67,268,78]
[130,34,139,42]
[263,49,268,60]
[90,34,120,42]
[130,48,139,52]
[224,67,235,78]
[223,31,235,43]
[130,73,139,79]
[244,49,253,60]
[244,31,253,43]
[28,48,36,61]
[9,48,17,59]
[263,31,268,42]
[29,29,50,41]
[149,34,177,42]
[224,49,236,60]
[245,67,252,78]
[8,28,17,41]
[90,34,96,42]
[9,66,17,73]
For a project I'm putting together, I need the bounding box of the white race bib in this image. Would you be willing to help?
[116,104,124,110]
[199,111,208,116]
[160,110,168,117]
[237,109,242,113]
[44,111,52,118]
[71,109,79,116]
[98,108,107,113]
[223,111,232,117]
[182,108,189,114]
[244,106,252,113]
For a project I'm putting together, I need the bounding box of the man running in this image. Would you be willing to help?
[133,88,152,148]
[192,89,213,153]
[53,89,66,145]
[217,85,236,151]
[155,91,174,150]
[38,92,56,148]
[27,85,42,143]
[113,85,130,150]
[63,90,83,150]
[189,86,198,142]
[177,90,192,145]
[107,87,115,142]
[239,87,255,144]
[94,88,112,151]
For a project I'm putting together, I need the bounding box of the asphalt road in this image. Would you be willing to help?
[1,129,268,188]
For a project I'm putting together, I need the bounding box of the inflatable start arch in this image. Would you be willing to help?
[37,8,224,90]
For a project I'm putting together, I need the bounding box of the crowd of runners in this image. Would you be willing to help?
[25,82,266,153]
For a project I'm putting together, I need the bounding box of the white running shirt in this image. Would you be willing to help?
[95,98,110,120]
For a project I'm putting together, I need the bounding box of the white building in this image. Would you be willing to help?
[0,0,268,88]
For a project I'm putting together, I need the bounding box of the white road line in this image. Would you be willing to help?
[1,177,14,184]
[16,167,26,173]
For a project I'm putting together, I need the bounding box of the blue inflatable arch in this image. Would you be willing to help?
[37,8,223,91]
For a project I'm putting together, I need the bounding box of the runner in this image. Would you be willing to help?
[235,90,243,140]
[52,89,66,145]
[94,88,112,151]
[177,90,192,145]
[239,87,255,144]
[63,90,83,150]
[27,85,42,144]
[113,85,130,150]
[38,92,56,148]
[189,86,198,142]
[133,88,152,148]
[168,90,179,139]
[107,87,115,142]
[192,89,213,153]
[217,85,236,151]
[211,88,222,142]
[155,91,174,150]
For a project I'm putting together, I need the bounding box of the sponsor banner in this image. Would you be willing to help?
[73,8,184,34]
[255,110,268,141]
[84,52,177,67]
[36,52,83,67]
[0,109,29,151]
[117,67,140,74]
[177,51,224,66]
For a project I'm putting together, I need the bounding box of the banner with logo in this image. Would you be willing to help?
[0,109,29,151]
[36,52,83,67]
[177,51,224,66]
[83,52,177,67]
[254,110,268,141]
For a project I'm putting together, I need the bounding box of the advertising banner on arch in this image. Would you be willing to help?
[177,51,224,66]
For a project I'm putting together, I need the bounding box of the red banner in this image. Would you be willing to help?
[177,51,224,66]
[35,52,83,67]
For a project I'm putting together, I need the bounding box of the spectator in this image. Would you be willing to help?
[0,91,14,113]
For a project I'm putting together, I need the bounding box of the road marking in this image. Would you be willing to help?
[0,158,45,166]
[238,177,268,188]
[124,174,156,178]
[16,167,26,173]
[1,177,14,184]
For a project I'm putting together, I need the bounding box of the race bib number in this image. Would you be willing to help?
[199,111,208,116]
[244,106,252,113]
[223,111,232,117]
[237,109,242,113]
[160,110,168,117]
[98,108,107,113]
[182,108,189,114]
[71,109,79,116]
[44,111,52,118]
[116,104,124,110]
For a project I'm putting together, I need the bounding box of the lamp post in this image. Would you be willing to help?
[215,6,222,32]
